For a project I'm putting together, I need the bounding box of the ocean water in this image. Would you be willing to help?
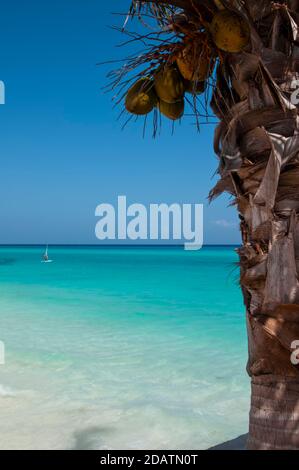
[0,246,249,450]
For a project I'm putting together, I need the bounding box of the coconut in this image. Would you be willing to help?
[210,10,250,53]
[158,99,184,120]
[184,80,206,95]
[154,66,185,104]
[177,42,212,82]
[125,78,157,115]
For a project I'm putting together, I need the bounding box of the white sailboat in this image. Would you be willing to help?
[42,245,53,263]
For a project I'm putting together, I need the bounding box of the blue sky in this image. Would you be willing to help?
[0,0,240,245]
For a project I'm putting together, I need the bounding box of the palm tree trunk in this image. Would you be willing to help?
[210,2,299,449]
[248,376,299,449]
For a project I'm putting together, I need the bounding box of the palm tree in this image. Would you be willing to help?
[109,0,299,449]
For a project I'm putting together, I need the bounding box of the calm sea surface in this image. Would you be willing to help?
[0,246,249,450]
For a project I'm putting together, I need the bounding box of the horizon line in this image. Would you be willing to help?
[0,243,240,247]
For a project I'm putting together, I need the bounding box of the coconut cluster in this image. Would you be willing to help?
[125,62,206,121]
[125,9,250,120]
[125,46,212,121]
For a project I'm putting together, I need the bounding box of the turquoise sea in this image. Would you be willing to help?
[0,246,249,450]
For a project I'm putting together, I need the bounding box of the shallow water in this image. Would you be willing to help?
[0,246,249,450]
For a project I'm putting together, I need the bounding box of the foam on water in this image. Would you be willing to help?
[0,246,250,449]
[0,384,16,397]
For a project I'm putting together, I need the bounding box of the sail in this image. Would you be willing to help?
[43,245,49,261]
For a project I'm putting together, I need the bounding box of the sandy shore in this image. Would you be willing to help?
[209,434,248,450]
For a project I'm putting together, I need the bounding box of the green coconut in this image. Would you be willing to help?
[154,66,185,104]
[158,99,184,121]
[125,78,157,115]
[210,10,250,53]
